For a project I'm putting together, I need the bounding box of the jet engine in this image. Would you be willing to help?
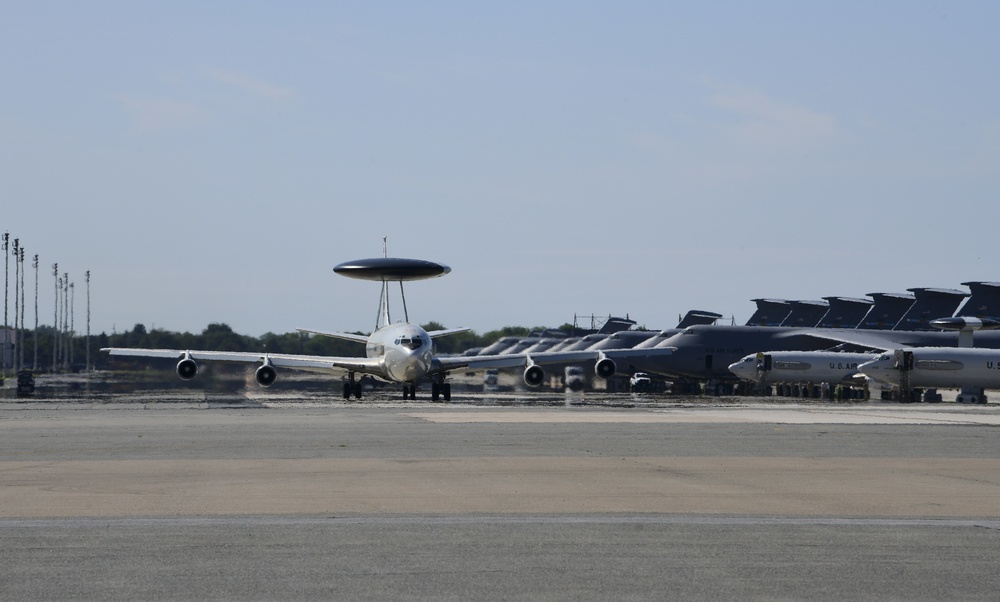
[595,357,617,379]
[523,364,545,387]
[255,363,278,387]
[176,357,198,380]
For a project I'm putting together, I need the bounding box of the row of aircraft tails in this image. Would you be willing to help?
[102,255,1000,403]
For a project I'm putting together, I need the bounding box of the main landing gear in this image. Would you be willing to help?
[402,377,451,402]
[342,373,363,400]
[431,381,451,402]
[344,374,452,402]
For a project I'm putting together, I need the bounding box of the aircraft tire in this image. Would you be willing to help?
[443,383,451,402]
[431,383,440,402]
[343,381,352,399]
[353,382,363,399]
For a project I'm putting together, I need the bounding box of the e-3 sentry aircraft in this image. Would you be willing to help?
[103,255,672,401]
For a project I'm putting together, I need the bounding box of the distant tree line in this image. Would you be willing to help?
[5,321,577,373]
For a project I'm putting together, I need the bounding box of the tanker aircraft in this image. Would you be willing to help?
[103,255,673,401]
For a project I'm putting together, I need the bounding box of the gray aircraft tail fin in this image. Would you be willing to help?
[956,281,1000,320]
[817,297,873,329]
[858,293,915,330]
[676,310,723,328]
[779,300,830,327]
[745,299,790,326]
[893,288,968,331]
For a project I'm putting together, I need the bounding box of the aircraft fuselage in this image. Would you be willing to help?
[860,348,1000,389]
[655,325,1000,381]
[366,323,434,384]
[729,351,878,384]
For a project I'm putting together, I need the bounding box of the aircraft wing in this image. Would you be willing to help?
[102,348,384,376]
[431,347,675,373]
[594,347,676,361]
[772,329,914,352]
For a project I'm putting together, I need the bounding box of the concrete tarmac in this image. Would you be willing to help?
[2,392,999,600]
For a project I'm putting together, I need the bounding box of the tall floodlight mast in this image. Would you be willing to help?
[57,275,63,370]
[52,264,58,372]
[2,232,8,378]
[69,282,75,368]
[12,239,19,374]
[63,272,69,371]
[85,271,90,372]
[20,248,25,370]
[33,255,39,371]
[13,240,22,373]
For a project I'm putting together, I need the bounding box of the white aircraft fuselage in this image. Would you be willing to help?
[859,347,1000,389]
[367,322,434,383]
[729,351,877,385]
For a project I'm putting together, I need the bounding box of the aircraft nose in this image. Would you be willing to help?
[728,359,754,380]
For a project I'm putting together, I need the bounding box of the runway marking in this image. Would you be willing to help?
[2,515,999,529]
[406,408,1000,425]
[406,411,735,423]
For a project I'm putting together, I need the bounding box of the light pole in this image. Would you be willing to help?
[85,271,91,373]
[33,255,39,371]
[12,238,19,375]
[20,248,25,371]
[69,281,75,369]
[52,263,58,373]
[3,232,8,378]
[63,272,69,371]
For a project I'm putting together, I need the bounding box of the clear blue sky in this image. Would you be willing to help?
[2,2,998,336]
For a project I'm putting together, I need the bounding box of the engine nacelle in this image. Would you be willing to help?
[523,364,545,387]
[255,364,278,387]
[595,357,616,379]
[176,358,198,380]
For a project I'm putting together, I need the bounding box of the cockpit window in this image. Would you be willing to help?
[397,337,423,350]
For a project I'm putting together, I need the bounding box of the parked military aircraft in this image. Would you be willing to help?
[851,316,1000,403]
[858,347,1000,403]
[728,351,877,385]
[104,254,673,400]
[640,284,1000,384]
